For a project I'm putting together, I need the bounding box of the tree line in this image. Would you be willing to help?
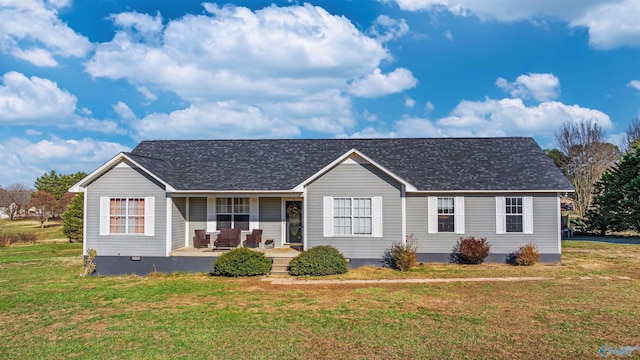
[0,170,85,241]
[548,117,640,235]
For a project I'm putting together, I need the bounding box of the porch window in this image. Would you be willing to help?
[216,198,250,230]
[324,196,382,237]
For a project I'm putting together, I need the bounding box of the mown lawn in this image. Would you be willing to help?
[0,219,66,241]
[1,241,639,359]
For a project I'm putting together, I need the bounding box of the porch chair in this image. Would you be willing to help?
[214,228,241,249]
[194,229,211,248]
[243,229,263,248]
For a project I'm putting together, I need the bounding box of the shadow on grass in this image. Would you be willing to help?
[565,236,640,245]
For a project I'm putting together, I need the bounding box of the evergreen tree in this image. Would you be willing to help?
[62,194,84,243]
[586,147,640,234]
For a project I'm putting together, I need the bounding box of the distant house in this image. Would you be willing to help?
[70,138,573,275]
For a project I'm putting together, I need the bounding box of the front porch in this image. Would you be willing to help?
[170,246,301,258]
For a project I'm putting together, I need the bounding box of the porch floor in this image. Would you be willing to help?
[170,246,301,258]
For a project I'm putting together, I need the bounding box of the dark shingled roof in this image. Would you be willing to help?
[127,137,573,192]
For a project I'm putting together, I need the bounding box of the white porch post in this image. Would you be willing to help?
[184,197,190,247]
[166,195,172,256]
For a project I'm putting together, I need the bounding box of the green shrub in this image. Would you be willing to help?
[450,236,491,264]
[289,245,348,276]
[507,243,540,266]
[383,235,418,271]
[212,248,272,277]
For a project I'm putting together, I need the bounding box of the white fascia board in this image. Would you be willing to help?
[292,148,417,192]
[68,153,174,193]
[170,190,301,197]
[409,189,575,194]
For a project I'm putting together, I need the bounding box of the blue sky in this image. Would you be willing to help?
[1,0,639,187]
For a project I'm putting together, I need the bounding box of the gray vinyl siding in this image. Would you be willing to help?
[188,197,207,247]
[406,193,560,255]
[306,162,402,259]
[259,197,282,246]
[85,163,166,257]
[172,197,186,249]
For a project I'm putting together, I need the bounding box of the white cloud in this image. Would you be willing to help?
[425,101,435,113]
[438,97,612,135]
[0,137,130,187]
[390,0,640,49]
[0,71,76,123]
[444,30,453,41]
[368,15,409,43]
[86,4,391,101]
[628,80,640,91]
[346,96,612,139]
[0,0,92,66]
[349,68,418,98]
[25,129,42,136]
[113,101,136,120]
[405,96,416,108]
[11,47,58,67]
[133,102,300,140]
[570,0,640,49]
[135,85,157,101]
[0,71,125,134]
[84,3,420,137]
[496,73,560,101]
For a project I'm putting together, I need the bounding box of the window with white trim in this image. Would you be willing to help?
[109,198,145,234]
[333,197,372,235]
[505,197,523,233]
[428,196,465,234]
[216,198,249,230]
[323,196,382,237]
[437,197,455,233]
[496,196,532,234]
[100,196,154,236]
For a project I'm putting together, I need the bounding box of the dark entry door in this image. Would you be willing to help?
[286,200,303,246]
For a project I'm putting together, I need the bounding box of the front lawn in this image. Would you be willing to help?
[0,240,639,359]
[0,218,66,242]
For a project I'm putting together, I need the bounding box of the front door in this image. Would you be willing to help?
[285,200,303,247]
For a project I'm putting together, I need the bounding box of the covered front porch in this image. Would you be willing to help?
[169,195,305,254]
[169,246,301,258]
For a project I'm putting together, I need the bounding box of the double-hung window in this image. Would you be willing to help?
[428,196,465,234]
[437,197,455,232]
[496,196,533,234]
[216,198,250,230]
[505,197,523,233]
[323,196,382,237]
[333,198,372,235]
[99,196,154,236]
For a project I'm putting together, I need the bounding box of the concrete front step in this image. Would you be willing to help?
[269,257,296,276]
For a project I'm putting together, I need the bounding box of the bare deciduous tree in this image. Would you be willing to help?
[0,183,33,220]
[624,116,640,151]
[555,120,620,218]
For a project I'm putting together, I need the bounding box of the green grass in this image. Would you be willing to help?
[1,240,639,359]
[0,218,66,241]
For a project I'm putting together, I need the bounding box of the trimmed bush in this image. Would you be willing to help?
[383,235,418,271]
[450,236,491,264]
[289,245,348,276]
[212,248,271,277]
[507,243,540,266]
